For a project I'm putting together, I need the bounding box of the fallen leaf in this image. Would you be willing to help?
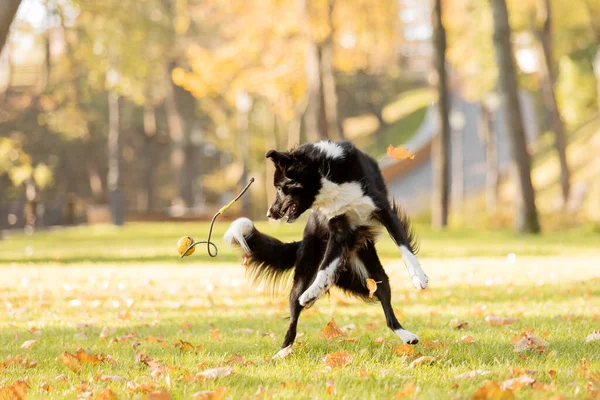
[321,318,346,339]
[585,330,600,342]
[94,388,118,400]
[501,375,536,391]
[126,382,161,394]
[94,374,124,382]
[76,348,103,365]
[461,335,477,344]
[578,358,591,377]
[0,380,28,400]
[513,335,549,353]
[20,340,37,349]
[547,370,557,378]
[485,315,519,326]
[409,356,437,368]
[456,370,491,380]
[194,367,233,381]
[173,339,199,352]
[472,381,514,400]
[394,344,415,356]
[395,382,417,397]
[366,279,378,298]
[59,351,81,373]
[39,382,54,392]
[509,368,537,377]
[451,319,469,330]
[55,374,69,383]
[323,350,353,368]
[211,329,222,342]
[387,145,415,160]
[193,386,227,400]
[147,389,173,400]
[326,380,336,395]
[422,339,447,350]
[374,337,385,345]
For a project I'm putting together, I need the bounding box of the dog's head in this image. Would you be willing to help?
[265,149,320,223]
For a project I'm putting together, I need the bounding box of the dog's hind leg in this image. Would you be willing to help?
[274,275,310,359]
[298,215,355,307]
[358,242,419,344]
[376,204,428,291]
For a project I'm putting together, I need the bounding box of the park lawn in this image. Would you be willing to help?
[0,223,600,399]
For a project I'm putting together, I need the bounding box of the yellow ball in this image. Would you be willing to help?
[177,236,195,257]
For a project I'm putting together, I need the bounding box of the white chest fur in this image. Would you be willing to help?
[312,178,377,225]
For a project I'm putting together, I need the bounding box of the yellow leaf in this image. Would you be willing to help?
[59,351,81,373]
[387,145,415,161]
[366,279,377,298]
[394,344,415,356]
[193,386,227,400]
[321,318,346,339]
[323,350,353,368]
[395,381,417,397]
[94,388,118,400]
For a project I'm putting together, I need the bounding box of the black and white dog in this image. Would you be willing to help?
[224,140,428,358]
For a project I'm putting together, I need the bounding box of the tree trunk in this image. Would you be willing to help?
[238,104,251,216]
[165,64,196,209]
[107,90,124,226]
[431,0,451,229]
[305,40,329,141]
[480,103,499,213]
[0,0,21,55]
[490,0,540,233]
[320,0,343,141]
[142,104,157,213]
[536,0,570,206]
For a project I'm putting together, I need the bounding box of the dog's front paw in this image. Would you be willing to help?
[410,269,428,291]
[272,345,293,360]
[298,289,317,307]
[223,218,254,254]
[395,329,419,345]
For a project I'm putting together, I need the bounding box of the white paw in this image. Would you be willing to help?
[272,345,293,360]
[395,329,420,345]
[223,218,254,253]
[410,269,428,290]
[299,288,319,307]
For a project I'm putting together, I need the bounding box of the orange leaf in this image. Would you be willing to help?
[59,351,81,373]
[387,145,415,161]
[94,388,118,400]
[472,381,514,400]
[513,335,549,352]
[147,389,173,400]
[451,319,469,330]
[547,370,557,378]
[485,315,519,326]
[394,344,415,356]
[0,380,28,400]
[461,335,477,344]
[326,380,336,395]
[366,279,378,298]
[321,318,346,339]
[395,382,417,397]
[20,340,37,349]
[500,375,536,391]
[193,386,227,400]
[75,348,103,365]
[323,350,353,368]
[174,339,199,352]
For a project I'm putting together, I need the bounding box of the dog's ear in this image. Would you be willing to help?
[266,150,292,168]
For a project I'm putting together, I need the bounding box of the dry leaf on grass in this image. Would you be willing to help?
[322,318,346,339]
[193,386,227,400]
[547,370,557,378]
[126,382,161,394]
[146,388,173,400]
[451,319,469,330]
[586,330,600,342]
[326,380,336,395]
[20,340,37,349]
[395,382,417,397]
[455,370,491,380]
[513,335,549,353]
[173,339,200,352]
[472,381,515,400]
[501,375,536,391]
[485,315,519,326]
[0,380,28,400]
[194,367,233,381]
[394,344,415,356]
[323,350,353,368]
[94,388,118,400]
[94,374,124,382]
[460,335,477,344]
[59,351,81,373]
[578,358,591,377]
[409,356,437,368]
[387,145,415,160]
[39,382,54,392]
[76,348,103,365]
[365,279,379,298]
[421,340,446,350]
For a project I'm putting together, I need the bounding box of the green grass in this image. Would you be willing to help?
[1,223,600,399]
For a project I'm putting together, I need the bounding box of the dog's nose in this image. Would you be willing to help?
[266,210,272,218]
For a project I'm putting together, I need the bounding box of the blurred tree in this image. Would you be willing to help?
[0,0,21,54]
[490,0,540,233]
[534,0,570,206]
[431,0,451,229]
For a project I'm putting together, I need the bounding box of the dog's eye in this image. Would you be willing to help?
[276,187,282,193]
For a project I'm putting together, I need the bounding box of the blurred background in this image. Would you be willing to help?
[0,0,599,237]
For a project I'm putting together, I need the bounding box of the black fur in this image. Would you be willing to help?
[227,140,425,354]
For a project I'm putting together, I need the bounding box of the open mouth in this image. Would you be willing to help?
[283,203,298,222]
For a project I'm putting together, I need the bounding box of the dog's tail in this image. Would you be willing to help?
[224,218,299,290]
[391,200,420,255]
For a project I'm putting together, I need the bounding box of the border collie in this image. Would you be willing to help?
[224,140,428,359]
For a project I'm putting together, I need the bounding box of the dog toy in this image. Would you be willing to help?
[177,177,255,258]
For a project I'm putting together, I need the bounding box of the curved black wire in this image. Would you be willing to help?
[180,177,255,259]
